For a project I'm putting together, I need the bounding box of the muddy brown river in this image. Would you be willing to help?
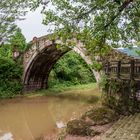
[0,96,92,140]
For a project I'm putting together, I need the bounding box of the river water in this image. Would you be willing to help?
[0,96,92,140]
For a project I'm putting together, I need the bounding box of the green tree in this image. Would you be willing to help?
[48,51,96,87]
[0,29,26,98]
[0,0,32,44]
[0,44,12,58]
[33,0,140,54]
[0,28,27,58]
[0,57,23,98]
[10,28,27,52]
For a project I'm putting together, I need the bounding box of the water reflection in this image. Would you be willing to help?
[0,97,90,140]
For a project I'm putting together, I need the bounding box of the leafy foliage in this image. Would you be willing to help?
[0,0,32,43]
[0,29,27,98]
[0,57,23,98]
[0,44,12,58]
[0,28,27,57]
[48,51,96,87]
[31,0,140,55]
[91,61,103,71]
[10,28,27,52]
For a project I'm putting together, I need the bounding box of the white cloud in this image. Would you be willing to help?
[16,7,49,42]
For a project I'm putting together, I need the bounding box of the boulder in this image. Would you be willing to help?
[66,119,100,136]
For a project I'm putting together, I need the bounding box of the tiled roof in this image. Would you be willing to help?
[116,47,140,59]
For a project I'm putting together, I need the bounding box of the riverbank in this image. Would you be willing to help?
[56,106,119,140]
[25,83,101,104]
[31,83,118,140]
[27,83,120,140]
[26,83,98,95]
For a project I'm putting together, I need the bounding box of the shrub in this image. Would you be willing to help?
[48,51,96,87]
[0,57,23,98]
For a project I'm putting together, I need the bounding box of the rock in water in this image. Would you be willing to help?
[66,119,99,136]
[0,132,13,140]
[56,121,66,128]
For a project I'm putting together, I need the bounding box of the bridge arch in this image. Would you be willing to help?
[23,35,100,91]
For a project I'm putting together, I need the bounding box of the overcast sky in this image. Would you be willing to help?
[17,7,49,42]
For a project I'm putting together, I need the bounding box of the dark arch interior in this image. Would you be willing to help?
[24,44,68,91]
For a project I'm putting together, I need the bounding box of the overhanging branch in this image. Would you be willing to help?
[74,0,133,27]
[75,7,95,20]
[104,0,134,28]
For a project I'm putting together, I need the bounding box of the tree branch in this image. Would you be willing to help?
[104,0,134,28]
[74,0,133,26]
[75,6,96,21]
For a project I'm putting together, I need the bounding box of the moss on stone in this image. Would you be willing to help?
[82,107,118,125]
[66,119,100,136]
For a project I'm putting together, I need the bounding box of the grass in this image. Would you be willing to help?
[48,83,97,92]
[26,83,98,96]
[25,83,101,104]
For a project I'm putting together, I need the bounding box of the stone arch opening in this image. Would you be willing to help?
[23,36,101,91]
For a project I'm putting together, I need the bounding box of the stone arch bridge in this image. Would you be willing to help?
[23,35,100,91]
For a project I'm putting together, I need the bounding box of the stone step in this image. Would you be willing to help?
[103,116,130,137]
[101,113,140,140]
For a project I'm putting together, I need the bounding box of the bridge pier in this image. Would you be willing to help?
[23,82,48,92]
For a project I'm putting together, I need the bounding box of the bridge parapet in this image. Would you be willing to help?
[104,60,140,80]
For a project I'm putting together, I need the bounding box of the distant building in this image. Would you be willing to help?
[103,47,140,63]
